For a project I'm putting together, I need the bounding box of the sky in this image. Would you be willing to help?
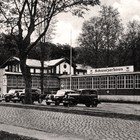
[52,0,140,47]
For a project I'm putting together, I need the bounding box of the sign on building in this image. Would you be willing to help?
[87,66,134,74]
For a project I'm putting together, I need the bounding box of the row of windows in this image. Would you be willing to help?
[7,76,59,88]
[60,75,140,89]
[6,74,140,90]
[6,65,55,74]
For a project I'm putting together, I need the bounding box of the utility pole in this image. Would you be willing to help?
[70,30,72,90]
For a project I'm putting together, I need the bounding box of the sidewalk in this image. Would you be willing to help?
[1,101,140,120]
[0,102,140,140]
[0,123,82,140]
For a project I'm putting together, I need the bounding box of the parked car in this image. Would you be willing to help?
[11,88,42,103]
[0,94,5,102]
[4,89,24,102]
[46,89,75,105]
[63,89,100,107]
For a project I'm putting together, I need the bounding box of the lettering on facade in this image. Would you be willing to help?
[87,66,134,74]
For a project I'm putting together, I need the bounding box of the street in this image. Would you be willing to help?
[0,102,140,140]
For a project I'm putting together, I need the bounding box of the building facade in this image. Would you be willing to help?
[0,57,78,94]
[60,66,140,99]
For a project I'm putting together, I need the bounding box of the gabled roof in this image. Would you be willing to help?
[9,57,75,68]
[45,58,64,67]
[26,59,45,67]
[76,64,92,70]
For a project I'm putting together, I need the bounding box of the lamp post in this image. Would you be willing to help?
[70,30,72,90]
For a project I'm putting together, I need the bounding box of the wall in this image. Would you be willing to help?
[0,69,7,95]
[56,62,74,75]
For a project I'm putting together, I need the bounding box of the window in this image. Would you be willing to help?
[117,76,125,89]
[60,79,67,89]
[135,75,140,89]
[44,69,47,73]
[63,71,68,75]
[86,77,92,89]
[72,78,79,90]
[44,77,59,88]
[100,77,107,89]
[30,68,34,73]
[126,75,133,89]
[7,76,17,87]
[108,76,116,89]
[63,64,67,69]
[48,69,51,73]
[35,69,40,73]
[79,77,86,89]
[92,77,100,89]
[12,65,16,72]
[17,76,25,87]
[9,65,12,72]
[32,77,40,87]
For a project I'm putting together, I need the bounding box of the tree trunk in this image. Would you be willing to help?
[95,45,98,68]
[40,60,44,94]
[20,57,32,104]
[40,43,45,94]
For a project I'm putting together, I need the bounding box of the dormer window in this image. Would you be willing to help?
[35,69,40,73]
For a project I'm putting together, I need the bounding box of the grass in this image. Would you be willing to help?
[0,131,38,140]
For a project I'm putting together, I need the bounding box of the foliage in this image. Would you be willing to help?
[119,21,140,70]
[0,0,100,104]
[28,42,76,61]
[0,131,38,140]
[0,33,18,67]
[77,5,123,68]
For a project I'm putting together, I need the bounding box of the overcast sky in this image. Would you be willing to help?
[52,0,140,47]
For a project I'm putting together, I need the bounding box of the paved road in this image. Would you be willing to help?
[0,103,140,140]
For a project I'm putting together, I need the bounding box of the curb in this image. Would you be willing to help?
[0,102,140,121]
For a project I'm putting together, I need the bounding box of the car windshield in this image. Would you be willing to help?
[76,90,97,95]
[56,90,66,96]
[56,90,75,96]
[8,89,23,94]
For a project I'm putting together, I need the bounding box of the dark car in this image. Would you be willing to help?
[63,89,100,107]
[11,88,42,103]
[4,89,24,102]
[0,94,4,102]
[46,89,75,105]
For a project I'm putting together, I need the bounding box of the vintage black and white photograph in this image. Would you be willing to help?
[0,0,140,139]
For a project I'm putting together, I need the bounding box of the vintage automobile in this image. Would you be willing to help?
[46,89,75,105]
[4,89,24,102]
[11,88,42,103]
[63,89,100,107]
[0,94,5,102]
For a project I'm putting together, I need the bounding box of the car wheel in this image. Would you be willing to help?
[13,100,16,103]
[46,102,51,105]
[85,104,90,107]
[63,102,69,107]
[21,98,25,104]
[92,104,97,107]
[32,100,34,104]
[38,98,42,103]
[5,97,10,102]
[55,101,60,106]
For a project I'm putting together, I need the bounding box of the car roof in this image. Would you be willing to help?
[58,89,75,92]
[76,89,97,91]
[9,89,24,91]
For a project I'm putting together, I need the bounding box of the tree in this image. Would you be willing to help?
[99,6,123,67]
[0,0,100,104]
[0,33,17,67]
[124,21,140,71]
[36,16,57,94]
[77,5,123,68]
[78,17,103,67]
